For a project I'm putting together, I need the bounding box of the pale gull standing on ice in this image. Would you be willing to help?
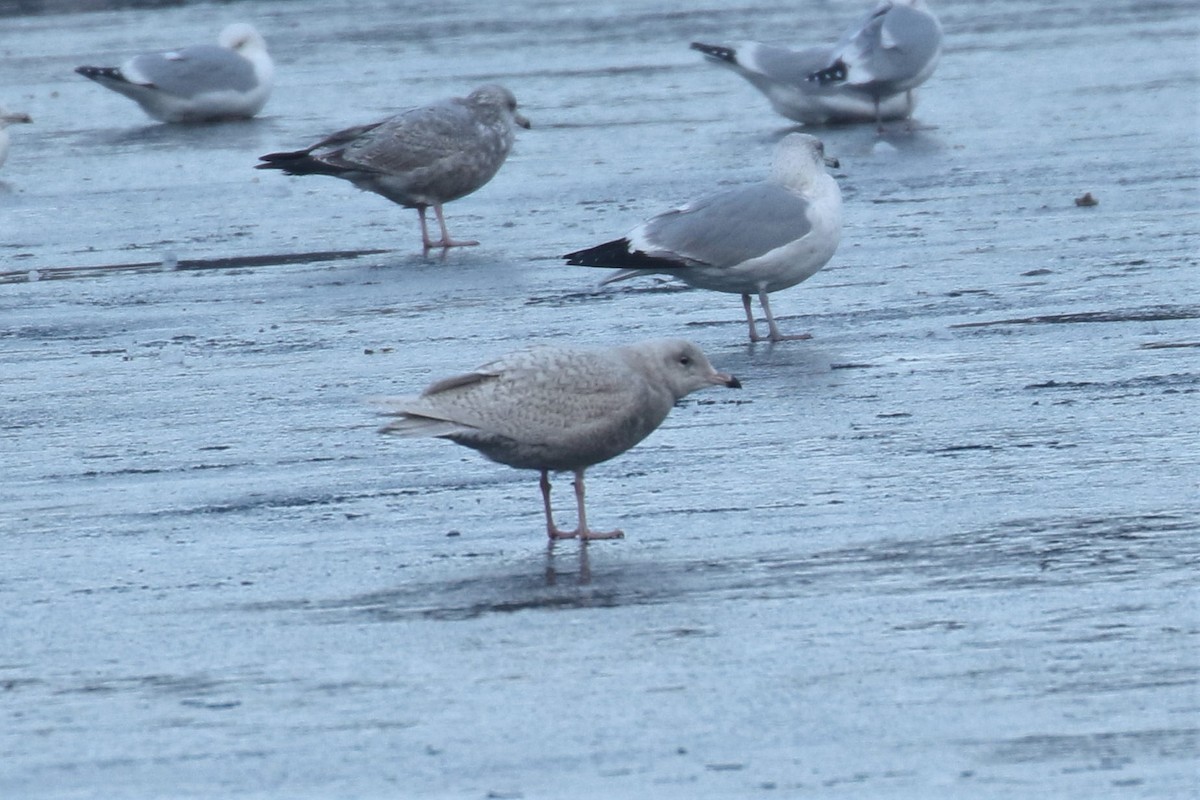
[690,41,913,125]
[564,134,842,343]
[75,23,273,123]
[0,108,33,170]
[256,85,530,250]
[375,339,741,540]
[806,0,942,128]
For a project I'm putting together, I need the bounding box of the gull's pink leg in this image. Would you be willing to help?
[572,468,623,540]
[759,289,811,343]
[417,206,436,251]
[742,293,765,343]
[430,204,479,249]
[541,470,578,540]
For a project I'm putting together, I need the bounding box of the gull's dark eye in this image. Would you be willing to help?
[679,355,692,366]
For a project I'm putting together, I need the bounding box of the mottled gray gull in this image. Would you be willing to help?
[691,41,913,125]
[806,0,942,128]
[75,23,273,123]
[564,134,842,343]
[256,84,530,250]
[0,107,32,170]
[375,338,741,540]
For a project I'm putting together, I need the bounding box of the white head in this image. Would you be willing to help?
[219,23,273,91]
[219,23,268,55]
[625,338,741,400]
[770,133,839,190]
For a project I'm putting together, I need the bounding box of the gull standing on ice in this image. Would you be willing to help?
[75,23,274,123]
[375,339,741,540]
[565,134,842,343]
[0,108,32,170]
[805,0,942,128]
[690,41,913,125]
[256,84,530,250]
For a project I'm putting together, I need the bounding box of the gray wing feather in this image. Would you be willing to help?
[421,367,501,396]
[129,45,256,95]
[641,183,814,267]
[839,3,940,86]
[870,6,941,82]
[333,101,478,174]
[307,121,388,153]
[394,355,641,443]
[749,44,835,85]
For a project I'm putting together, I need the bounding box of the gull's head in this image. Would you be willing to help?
[633,338,742,400]
[468,84,531,129]
[771,133,839,187]
[219,23,268,54]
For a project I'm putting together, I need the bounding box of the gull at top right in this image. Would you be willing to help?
[693,0,942,129]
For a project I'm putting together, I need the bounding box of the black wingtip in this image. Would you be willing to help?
[254,150,326,174]
[75,65,124,82]
[254,152,290,171]
[563,238,635,267]
[257,150,303,163]
[565,238,690,272]
[807,59,848,85]
[690,42,737,65]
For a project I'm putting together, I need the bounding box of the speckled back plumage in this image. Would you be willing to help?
[377,339,733,472]
[261,84,528,209]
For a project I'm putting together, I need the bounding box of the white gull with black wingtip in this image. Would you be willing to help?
[565,133,842,343]
[691,41,913,125]
[75,23,273,123]
[806,0,942,128]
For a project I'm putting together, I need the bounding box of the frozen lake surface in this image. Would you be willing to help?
[2,0,1198,797]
